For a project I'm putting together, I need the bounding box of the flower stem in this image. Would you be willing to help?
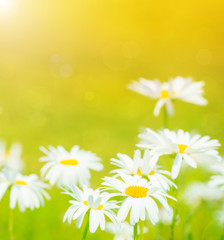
[9,209,14,240]
[163,106,168,128]
[169,206,178,240]
[81,212,90,240]
[220,225,224,240]
[155,223,162,240]
[133,223,138,240]
[139,221,144,240]
[184,202,204,238]
[169,179,178,240]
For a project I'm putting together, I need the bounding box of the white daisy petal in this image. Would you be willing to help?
[182,154,197,168]
[171,154,182,179]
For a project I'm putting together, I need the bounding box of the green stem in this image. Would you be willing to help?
[169,208,177,240]
[155,223,162,240]
[163,106,168,128]
[220,225,224,240]
[169,179,178,240]
[202,220,214,240]
[139,221,144,240]
[133,223,138,240]
[184,202,204,238]
[9,209,14,240]
[81,212,90,240]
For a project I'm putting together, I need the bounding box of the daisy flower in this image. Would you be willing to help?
[0,142,24,172]
[138,128,220,179]
[40,145,103,186]
[0,168,50,212]
[62,185,118,233]
[111,149,176,191]
[128,76,207,116]
[103,174,175,225]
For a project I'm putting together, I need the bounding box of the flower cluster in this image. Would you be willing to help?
[60,147,176,234]
[0,76,223,240]
[0,142,50,212]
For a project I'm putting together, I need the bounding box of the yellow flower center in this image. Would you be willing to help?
[178,144,188,154]
[83,200,88,206]
[83,200,103,210]
[137,169,155,176]
[149,169,155,175]
[97,204,103,210]
[161,90,169,99]
[14,180,27,185]
[125,186,148,198]
[161,90,177,99]
[137,169,143,176]
[59,159,79,165]
[3,151,10,161]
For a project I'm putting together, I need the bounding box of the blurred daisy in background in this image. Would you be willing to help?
[106,222,148,240]
[205,160,224,173]
[159,206,174,225]
[0,168,50,212]
[138,128,220,179]
[183,182,223,207]
[106,222,133,240]
[209,161,224,191]
[62,185,118,233]
[103,174,175,225]
[111,149,176,191]
[0,142,24,172]
[128,78,174,116]
[216,205,224,226]
[40,145,103,186]
[169,76,207,106]
[128,76,207,116]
